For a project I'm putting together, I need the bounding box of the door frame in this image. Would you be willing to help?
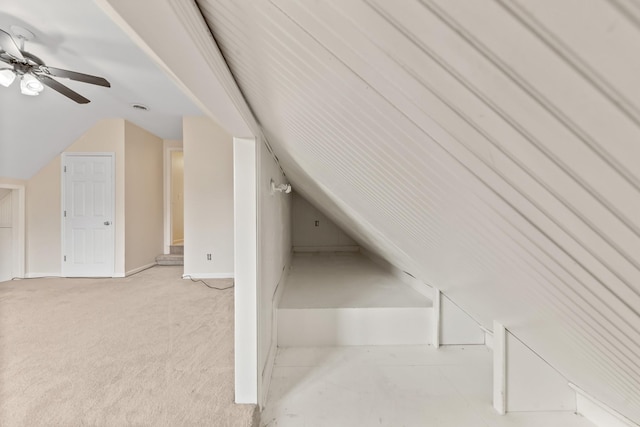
[0,184,25,279]
[61,152,116,277]
[163,145,183,254]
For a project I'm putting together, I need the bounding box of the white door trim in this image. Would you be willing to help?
[0,184,25,279]
[61,152,116,277]
[163,145,183,254]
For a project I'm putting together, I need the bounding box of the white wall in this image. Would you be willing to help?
[440,295,484,345]
[292,192,356,251]
[183,116,234,278]
[505,331,576,412]
[234,137,258,404]
[258,141,292,407]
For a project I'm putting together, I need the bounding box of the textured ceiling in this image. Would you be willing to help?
[196,0,640,422]
[0,0,200,180]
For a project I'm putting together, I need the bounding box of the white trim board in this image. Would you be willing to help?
[182,273,234,279]
[25,273,61,279]
[293,245,360,252]
[126,262,157,277]
[233,137,258,404]
[570,384,639,427]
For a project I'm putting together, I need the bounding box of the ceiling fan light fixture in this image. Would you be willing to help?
[20,74,44,93]
[0,69,16,87]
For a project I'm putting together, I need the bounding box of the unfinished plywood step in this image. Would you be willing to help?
[278,253,432,347]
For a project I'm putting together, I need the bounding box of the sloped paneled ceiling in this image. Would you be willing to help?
[196,0,640,422]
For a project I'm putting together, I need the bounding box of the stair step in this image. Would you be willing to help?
[156,254,184,266]
[278,252,433,347]
[278,306,431,346]
[170,245,184,255]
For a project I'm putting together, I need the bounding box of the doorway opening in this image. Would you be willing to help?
[170,151,184,246]
[0,184,26,281]
[163,146,184,256]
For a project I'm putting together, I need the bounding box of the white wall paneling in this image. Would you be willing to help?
[506,332,575,412]
[440,295,484,345]
[257,138,292,408]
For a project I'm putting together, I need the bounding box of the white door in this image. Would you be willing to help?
[62,154,115,277]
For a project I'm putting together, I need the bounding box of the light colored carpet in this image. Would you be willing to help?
[0,266,258,426]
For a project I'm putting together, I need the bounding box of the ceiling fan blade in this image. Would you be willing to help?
[0,29,25,61]
[40,66,110,87]
[37,75,90,104]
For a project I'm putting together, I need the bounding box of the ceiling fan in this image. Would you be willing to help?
[0,27,110,104]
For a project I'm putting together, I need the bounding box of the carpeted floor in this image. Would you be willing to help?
[0,266,258,426]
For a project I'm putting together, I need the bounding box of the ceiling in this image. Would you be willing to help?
[194,0,640,422]
[0,0,201,180]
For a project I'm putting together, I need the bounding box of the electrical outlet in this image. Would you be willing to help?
[206,253,212,261]
[314,220,319,227]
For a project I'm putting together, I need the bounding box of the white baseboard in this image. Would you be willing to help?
[25,272,60,279]
[293,245,360,253]
[183,272,234,279]
[125,262,156,277]
[570,384,639,427]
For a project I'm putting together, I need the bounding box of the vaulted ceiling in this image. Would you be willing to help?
[0,0,200,180]
[193,0,640,422]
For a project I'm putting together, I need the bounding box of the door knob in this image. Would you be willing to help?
[104,221,111,226]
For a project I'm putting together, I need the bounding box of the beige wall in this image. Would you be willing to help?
[171,151,184,244]
[24,118,163,277]
[67,119,126,276]
[0,177,26,186]
[124,122,164,274]
[26,157,62,276]
[183,116,234,277]
[26,119,126,276]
